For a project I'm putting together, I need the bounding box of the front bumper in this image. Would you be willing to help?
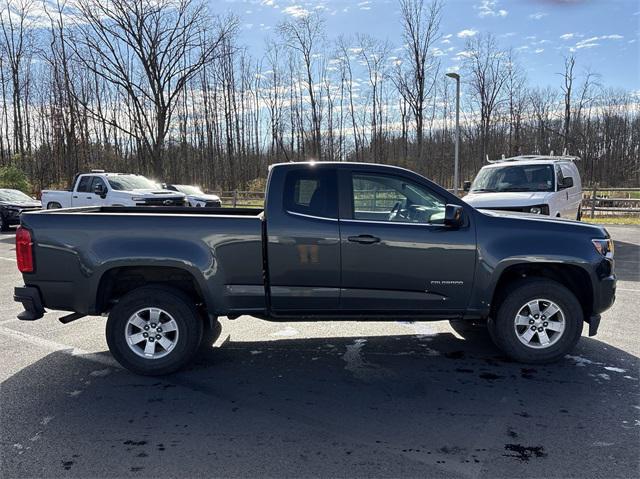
[14,286,45,320]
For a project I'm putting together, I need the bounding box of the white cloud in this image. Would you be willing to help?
[574,34,624,50]
[357,1,371,10]
[282,5,309,18]
[560,33,575,40]
[529,12,548,20]
[476,0,508,18]
[457,29,478,38]
[534,48,544,54]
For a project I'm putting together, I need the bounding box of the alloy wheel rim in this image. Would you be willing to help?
[124,308,179,359]
[513,298,565,349]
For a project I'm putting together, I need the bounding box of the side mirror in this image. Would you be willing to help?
[444,204,464,227]
[561,177,574,189]
[94,184,107,198]
[463,181,472,192]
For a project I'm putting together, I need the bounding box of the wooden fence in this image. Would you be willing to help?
[582,187,640,218]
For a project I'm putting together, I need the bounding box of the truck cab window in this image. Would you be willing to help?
[76,176,93,193]
[284,169,337,219]
[352,173,445,224]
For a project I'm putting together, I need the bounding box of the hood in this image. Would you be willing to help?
[0,200,42,208]
[478,209,609,237]
[463,191,551,208]
[188,193,220,202]
[126,189,186,198]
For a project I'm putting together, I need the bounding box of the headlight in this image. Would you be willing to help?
[527,204,549,215]
[592,238,614,258]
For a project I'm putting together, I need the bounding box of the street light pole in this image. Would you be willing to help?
[446,72,460,195]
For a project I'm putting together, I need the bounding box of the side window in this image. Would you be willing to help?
[555,165,564,189]
[283,169,337,219]
[76,176,93,193]
[91,177,107,192]
[351,173,446,224]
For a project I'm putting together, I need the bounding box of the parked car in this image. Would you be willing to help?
[14,162,615,375]
[463,155,583,219]
[41,171,186,209]
[164,184,222,207]
[0,189,41,232]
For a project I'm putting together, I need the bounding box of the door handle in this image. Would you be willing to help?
[348,234,380,244]
[72,195,78,198]
[86,196,92,199]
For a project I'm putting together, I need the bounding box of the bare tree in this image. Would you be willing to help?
[70,0,236,177]
[394,0,442,163]
[464,33,508,162]
[278,12,324,161]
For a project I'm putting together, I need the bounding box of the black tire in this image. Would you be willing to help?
[47,202,62,209]
[488,279,583,363]
[449,319,488,339]
[0,214,9,232]
[106,286,203,375]
[199,316,222,351]
[576,207,582,221]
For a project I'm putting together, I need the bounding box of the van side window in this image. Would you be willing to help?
[555,165,564,189]
[283,169,338,219]
[76,176,93,193]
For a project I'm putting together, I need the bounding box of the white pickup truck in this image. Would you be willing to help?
[41,171,187,209]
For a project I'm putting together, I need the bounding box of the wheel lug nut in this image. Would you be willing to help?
[151,323,156,328]
[538,327,544,332]
[156,334,161,339]
[143,326,149,331]
[534,315,539,319]
[143,332,148,338]
[529,319,534,325]
[156,328,162,333]
[149,337,155,342]
[531,326,536,330]
[543,322,548,327]
[541,316,546,320]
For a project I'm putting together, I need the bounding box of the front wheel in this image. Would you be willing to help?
[488,279,583,363]
[106,286,203,375]
[46,202,62,209]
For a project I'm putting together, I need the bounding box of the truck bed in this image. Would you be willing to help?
[20,207,266,316]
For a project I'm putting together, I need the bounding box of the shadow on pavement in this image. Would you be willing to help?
[2,330,638,478]
[613,240,640,282]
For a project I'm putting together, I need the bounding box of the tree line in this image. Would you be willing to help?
[1,0,638,193]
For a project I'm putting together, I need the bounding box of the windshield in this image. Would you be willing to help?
[0,189,34,202]
[107,175,160,191]
[470,164,555,193]
[172,185,203,195]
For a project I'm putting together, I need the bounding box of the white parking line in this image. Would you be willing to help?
[0,257,14,262]
[0,326,119,368]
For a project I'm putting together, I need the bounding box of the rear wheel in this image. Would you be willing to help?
[47,202,62,209]
[106,286,203,375]
[488,279,583,363]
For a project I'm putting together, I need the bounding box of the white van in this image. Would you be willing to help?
[463,155,583,220]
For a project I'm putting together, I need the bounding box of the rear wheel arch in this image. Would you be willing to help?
[95,264,212,316]
[489,262,594,321]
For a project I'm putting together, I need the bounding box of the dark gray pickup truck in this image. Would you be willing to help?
[14,162,616,375]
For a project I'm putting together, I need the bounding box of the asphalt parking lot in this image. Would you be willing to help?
[0,225,638,478]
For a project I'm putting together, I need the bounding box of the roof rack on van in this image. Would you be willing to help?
[90,169,106,173]
[487,154,581,164]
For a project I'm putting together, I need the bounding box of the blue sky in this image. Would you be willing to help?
[217,0,639,92]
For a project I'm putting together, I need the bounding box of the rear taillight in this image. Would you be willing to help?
[16,226,34,273]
